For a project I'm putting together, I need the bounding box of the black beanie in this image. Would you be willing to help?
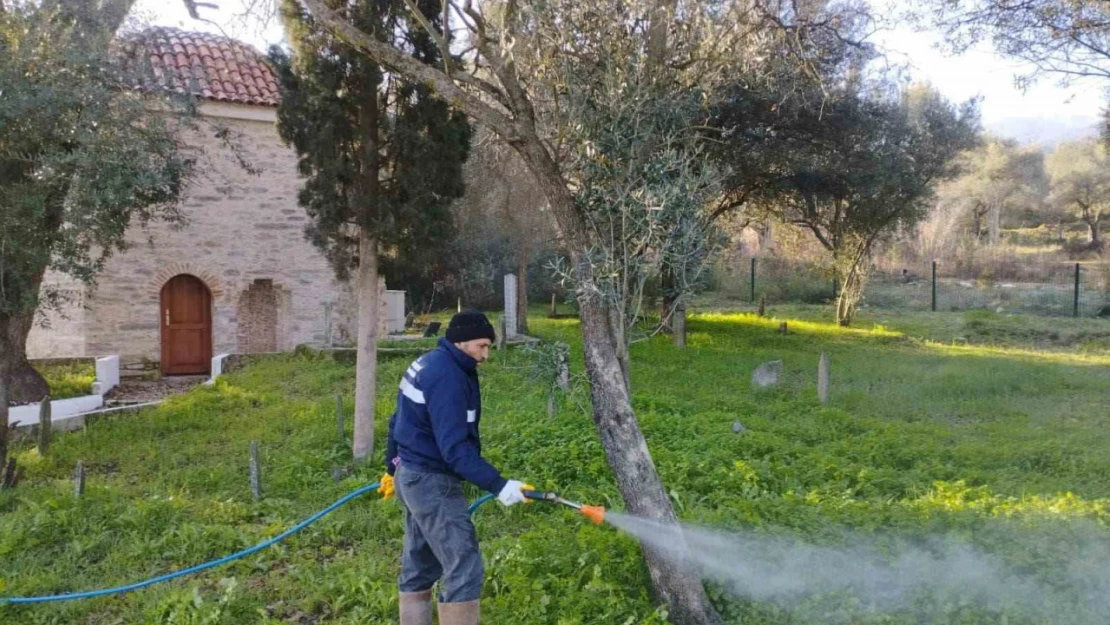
[446,309,497,344]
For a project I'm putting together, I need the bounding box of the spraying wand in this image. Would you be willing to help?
[523,489,606,525]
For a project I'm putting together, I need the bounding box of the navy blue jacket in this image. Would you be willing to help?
[384,338,507,495]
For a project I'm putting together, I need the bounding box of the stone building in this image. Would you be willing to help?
[26,27,390,375]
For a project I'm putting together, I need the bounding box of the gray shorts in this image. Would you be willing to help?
[394,464,485,603]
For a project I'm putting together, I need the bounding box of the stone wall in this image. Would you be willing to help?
[26,272,89,358]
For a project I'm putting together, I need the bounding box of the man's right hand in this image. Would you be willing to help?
[497,480,530,506]
[379,473,395,501]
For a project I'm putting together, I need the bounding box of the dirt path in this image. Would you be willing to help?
[104,375,207,404]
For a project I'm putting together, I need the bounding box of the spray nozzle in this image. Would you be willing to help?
[523,490,606,524]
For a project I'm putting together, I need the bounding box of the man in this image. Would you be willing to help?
[380,310,530,625]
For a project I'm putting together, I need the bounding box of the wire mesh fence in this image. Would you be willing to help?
[713,257,1110,318]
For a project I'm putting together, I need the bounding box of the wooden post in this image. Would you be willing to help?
[457,297,462,313]
[496,316,507,350]
[550,293,557,318]
[931,260,937,312]
[750,257,757,303]
[758,295,766,317]
[38,395,51,455]
[249,441,261,501]
[817,352,830,405]
[778,321,788,334]
[74,461,86,497]
[1074,263,1081,318]
[335,394,345,444]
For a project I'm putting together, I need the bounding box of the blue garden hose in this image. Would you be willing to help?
[2,481,498,605]
[468,493,495,514]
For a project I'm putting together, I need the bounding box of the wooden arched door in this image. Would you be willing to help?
[160,274,212,375]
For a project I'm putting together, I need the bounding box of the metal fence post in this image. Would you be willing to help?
[931,260,937,312]
[1074,263,1081,318]
[750,257,757,303]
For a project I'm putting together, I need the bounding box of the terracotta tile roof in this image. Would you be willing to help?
[117,27,280,107]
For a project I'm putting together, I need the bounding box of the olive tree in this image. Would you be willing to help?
[1,0,193,474]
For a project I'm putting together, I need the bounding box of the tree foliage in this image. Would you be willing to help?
[1046,138,1110,251]
[913,0,1110,86]
[0,3,193,317]
[938,137,1049,244]
[1,0,193,471]
[270,0,471,281]
[286,0,922,619]
[272,0,471,463]
[717,81,980,325]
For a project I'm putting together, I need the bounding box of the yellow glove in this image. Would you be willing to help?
[379,473,395,501]
[523,483,535,505]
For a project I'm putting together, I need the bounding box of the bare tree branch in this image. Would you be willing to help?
[297,0,519,138]
[400,0,453,75]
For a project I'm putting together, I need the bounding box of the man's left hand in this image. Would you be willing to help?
[498,480,532,506]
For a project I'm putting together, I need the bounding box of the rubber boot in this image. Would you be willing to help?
[437,599,480,625]
[399,590,433,625]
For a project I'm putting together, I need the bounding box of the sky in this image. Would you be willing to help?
[135,0,1107,146]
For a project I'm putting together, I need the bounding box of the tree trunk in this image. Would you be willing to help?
[8,305,48,404]
[607,304,632,392]
[513,130,717,625]
[516,244,529,335]
[660,294,675,333]
[987,202,1001,245]
[352,230,380,463]
[287,5,721,619]
[1087,218,1102,251]
[835,262,865,327]
[0,317,12,476]
[659,266,675,334]
[759,222,774,254]
[511,132,714,624]
[578,297,719,625]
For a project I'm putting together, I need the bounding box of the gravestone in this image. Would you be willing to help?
[556,342,570,391]
[817,352,830,405]
[74,461,86,497]
[423,321,441,338]
[249,441,262,501]
[732,421,746,434]
[758,295,766,317]
[778,321,788,334]
[504,274,518,338]
[751,360,782,389]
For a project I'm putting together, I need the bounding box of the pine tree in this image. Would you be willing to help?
[272,0,471,462]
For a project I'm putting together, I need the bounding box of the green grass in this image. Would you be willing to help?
[32,360,96,400]
[2,309,1109,624]
[695,298,1110,352]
